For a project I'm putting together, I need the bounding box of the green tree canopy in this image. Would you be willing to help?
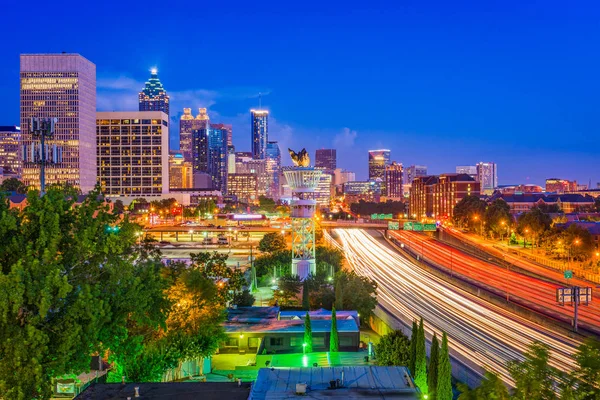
[560,224,595,261]
[484,199,512,239]
[188,251,244,305]
[453,195,486,230]
[330,307,339,352]
[303,313,313,353]
[436,332,453,400]
[414,318,428,394]
[572,338,600,400]
[258,232,287,253]
[457,371,509,400]
[375,330,411,367]
[0,187,169,399]
[258,196,277,213]
[0,177,27,194]
[428,333,440,400]
[232,289,256,307]
[409,320,418,375]
[507,341,557,400]
[517,207,552,247]
[333,270,377,325]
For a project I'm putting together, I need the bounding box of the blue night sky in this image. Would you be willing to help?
[1,0,598,186]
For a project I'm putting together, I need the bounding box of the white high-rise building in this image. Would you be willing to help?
[476,162,498,195]
[20,53,97,192]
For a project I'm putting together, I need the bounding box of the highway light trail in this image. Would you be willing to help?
[335,229,580,385]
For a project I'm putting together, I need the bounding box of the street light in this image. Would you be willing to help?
[189,229,194,242]
[524,228,529,248]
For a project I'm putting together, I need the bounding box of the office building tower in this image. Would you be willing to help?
[227,173,258,204]
[315,149,336,172]
[227,146,236,174]
[0,126,21,175]
[138,68,169,117]
[207,123,228,194]
[266,141,281,200]
[20,53,96,192]
[545,178,578,194]
[405,165,428,185]
[343,180,382,203]
[251,109,268,159]
[476,162,498,195]
[456,165,477,178]
[368,149,391,181]
[96,111,169,197]
[179,108,195,162]
[169,151,193,189]
[314,171,333,208]
[385,162,404,199]
[409,173,480,220]
[333,168,356,186]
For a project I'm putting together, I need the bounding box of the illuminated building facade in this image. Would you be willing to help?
[476,162,497,195]
[410,174,480,220]
[251,110,268,159]
[169,151,193,189]
[207,124,228,194]
[333,168,355,186]
[343,180,382,203]
[385,162,404,199]
[315,149,336,173]
[456,165,477,179]
[227,173,258,203]
[265,141,281,200]
[96,111,169,197]
[314,171,333,208]
[138,69,170,117]
[368,149,390,181]
[405,165,428,185]
[0,126,21,175]
[545,178,578,194]
[179,108,195,162]
[20,53,97,192]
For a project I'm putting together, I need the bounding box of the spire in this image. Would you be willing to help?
[196,108,209,121]
[181,108,194,121]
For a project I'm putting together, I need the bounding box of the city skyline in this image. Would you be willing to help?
[1,2,599,186]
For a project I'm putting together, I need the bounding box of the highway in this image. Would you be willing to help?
[334,229,581,385]
[391,230,600,333]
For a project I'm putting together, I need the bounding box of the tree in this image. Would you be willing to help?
[428,334,440,400]
[303,313,313,353]
[457,371,509,400]
[375,330,411,366]
[560,224,595,261]
[453,195,486,230]
[254,250,291,278]
[113,199,125,215]
[0,177,27,194]
[189,252,245,305]
[316,246,344,276]
[330,307,339,352]
[409,320,418,375]
[334,277,344,310]
[258,232,286,253]
[572,338,600,400]
[258,196,277,213]
[437,332,453,400]
[517,207,552,248]
[272,275,302,307]
[334,270,377,324]
[414,318,428,394]
[302,280,310,310]
[0,187,169,399]
[484,199,512,239]
[507,341,557,400]
[232,289,256,307]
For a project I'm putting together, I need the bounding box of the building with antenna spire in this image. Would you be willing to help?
[139,68,170,117]
[251,109,268,160]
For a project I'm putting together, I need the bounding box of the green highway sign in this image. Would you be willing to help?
[371,213,394,220]
[388,221,400,230]
[423,223,437,232]
[403,222,437,232]
[564,270,573,279]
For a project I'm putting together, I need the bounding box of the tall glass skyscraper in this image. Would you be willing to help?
[266,141,281,200]
[476,162,498,195]
[368,149,391,181]
[139,69,170,117]
[180,107,209,162]
[207,124,228,194]
[251,109,268,159]
[315,149,336,172]
[20,53,97,192]
[0,126,21,175]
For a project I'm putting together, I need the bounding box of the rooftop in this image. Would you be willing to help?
[75,382,251,400]
[227,306,279,323]
[249,366,418,399]
[223,318,359,334]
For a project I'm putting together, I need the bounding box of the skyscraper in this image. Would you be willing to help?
[368,149,391,181]
[266,141,281,200]
[139,69,170,117]
[0,126,21,175]
[251,109,268,159]
[96,111,169,197]
[456,165,477,178]
[476,162,498,195]
[207,124,228,194]
[405,165,428,185]
[179,108,195,162]
[385,162,404,199]
[315,149,336,172]
[20,53,97,192]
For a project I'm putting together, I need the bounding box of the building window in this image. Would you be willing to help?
[313,336,325,347]
[290,336,303,347]
[270,337,283,346]
[340,336,353,347]
[225,338,238,347]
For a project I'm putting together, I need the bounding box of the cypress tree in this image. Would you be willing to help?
[303,312,313,353]
[302,280,310,310]
[334,278,344,310]
[414,318,428,395]
[428,333,440,400]
[330,307,339,352]
[409,319,418,375]
[437,332,453,400]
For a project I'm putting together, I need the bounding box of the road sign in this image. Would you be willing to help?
[423,223,437,232]
[556,287,573,305]
[579,287,593,305]
[564,270,573,279]
[388,221,400,230]
[557,286,593,333]
[403,222,437,232]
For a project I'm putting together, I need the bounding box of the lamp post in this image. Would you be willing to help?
[523,228,529,248]
[189,230,194,242]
